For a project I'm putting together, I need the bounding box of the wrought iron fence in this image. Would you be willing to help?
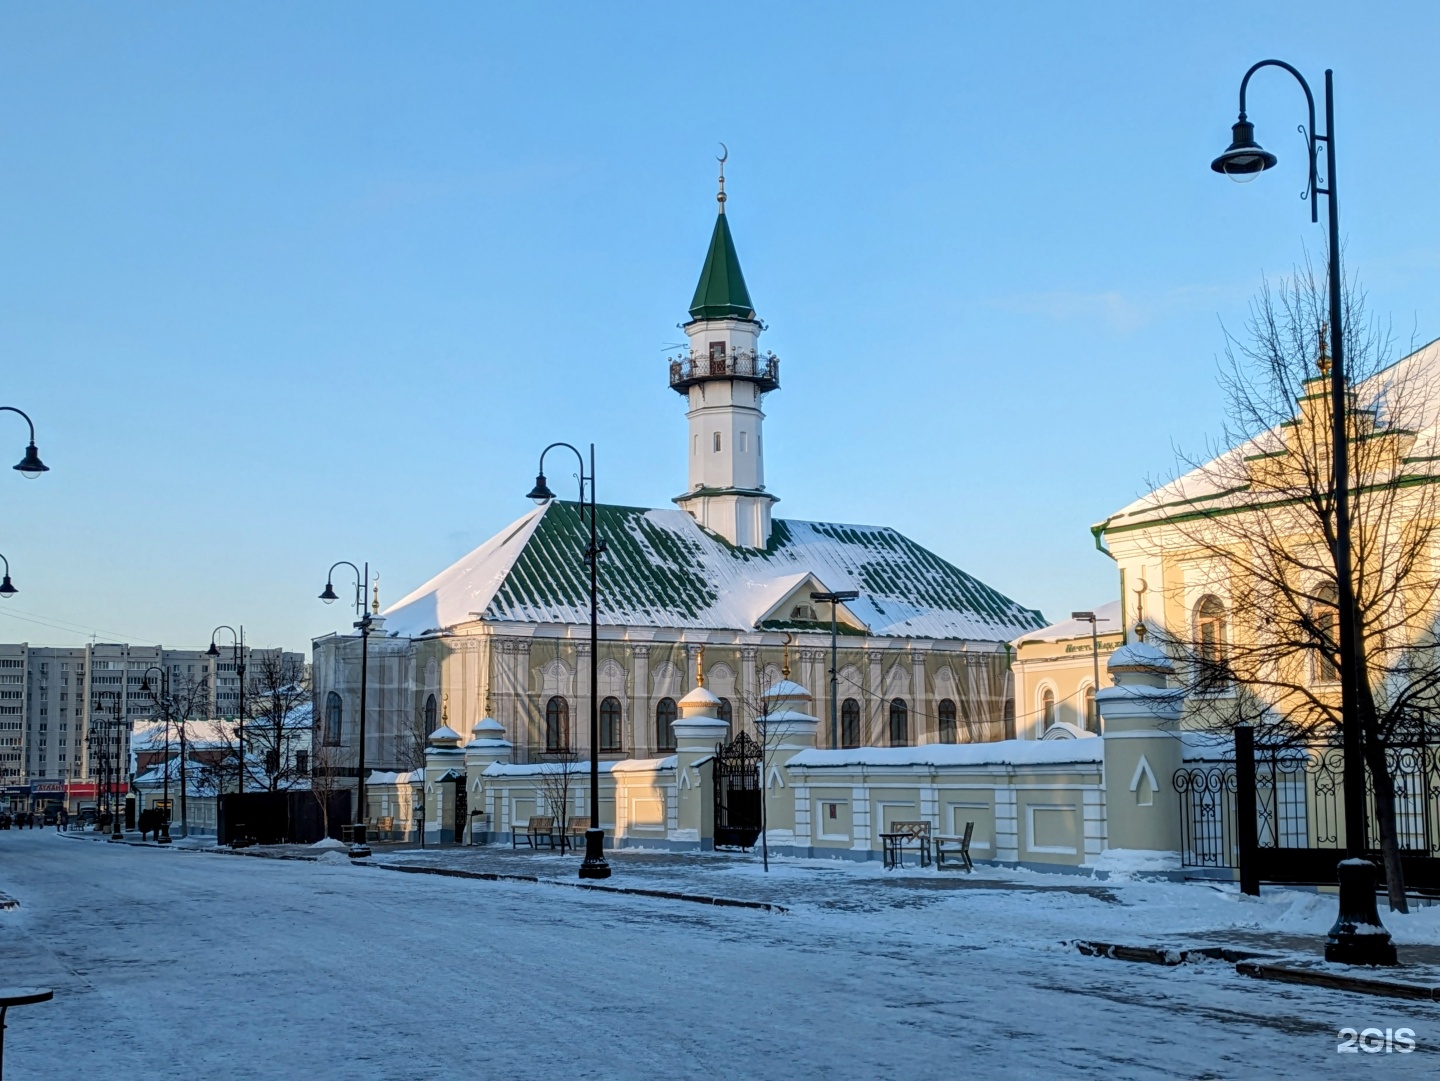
[1174,737,1440,872]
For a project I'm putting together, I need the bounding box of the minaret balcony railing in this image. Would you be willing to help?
[668,349,780,394]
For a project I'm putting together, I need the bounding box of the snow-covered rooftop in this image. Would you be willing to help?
[1012,599,1122,646]
[380,502,1044,642]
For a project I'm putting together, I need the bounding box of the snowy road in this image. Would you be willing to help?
[1,831,1435,1080]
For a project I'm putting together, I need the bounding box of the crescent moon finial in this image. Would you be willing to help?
[716,142,728,213]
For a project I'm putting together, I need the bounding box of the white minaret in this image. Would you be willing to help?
[670,154,779,549]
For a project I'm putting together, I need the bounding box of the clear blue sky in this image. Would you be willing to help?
[1,3,1437,653]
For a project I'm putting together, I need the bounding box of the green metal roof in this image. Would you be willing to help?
[688,213,756,322]
[381,502,1044,641]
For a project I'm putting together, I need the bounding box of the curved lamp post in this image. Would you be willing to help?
[0,407,48,479]
[0,554,17,600]
[93,690,124,840]
[527,441,611,880]
[207,626,246,796]
[1212,59,1395,966]
[320,560,372,858]
[139,666,172,844]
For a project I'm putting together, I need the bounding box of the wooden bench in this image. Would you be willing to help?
[511,815,556,850]
[374,816,395,838]
[559,816,590,853]
[934,821,974,872]
[880,820,931,869]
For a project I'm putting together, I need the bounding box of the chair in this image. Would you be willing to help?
[935,821,974,872]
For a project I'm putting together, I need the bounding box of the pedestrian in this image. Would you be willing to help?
[57,807,68,832]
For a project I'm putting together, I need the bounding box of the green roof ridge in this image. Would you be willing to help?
[688,213,756,321]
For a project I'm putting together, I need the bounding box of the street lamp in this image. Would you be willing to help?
[140,667,172,844]
[207,626,246,796]
[1212,59,1395,965]
[0,553,17,599]
[0,406,48,479]
[810,590,860,748]
[526,442,611,880]
[93,690,124,841]
[319,561,372,858]
[1070,611,1109,733]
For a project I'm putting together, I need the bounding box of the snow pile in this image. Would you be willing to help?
[789,739,1103,770]
[1089,848,1180,880]
[315,850,351,865]
[309,837,346,850]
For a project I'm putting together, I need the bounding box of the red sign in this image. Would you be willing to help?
[65,782,97,798]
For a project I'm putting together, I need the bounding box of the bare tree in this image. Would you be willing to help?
[1149,262,1438,910]
[243,649,313,792]
[536,746,580,852]
[145,670,213,840]
[308,737,350,841]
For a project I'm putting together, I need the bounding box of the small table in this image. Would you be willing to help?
[880,822,932,869]
[0,987,53,1080]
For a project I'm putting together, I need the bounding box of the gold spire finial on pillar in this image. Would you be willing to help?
[1133,575,1148,642]
[371,573,380,615]
[781,632,792,679]
[696,645,705,687]
[716,143,728,214]
[1318,321,1332,378]
[441,693,449,725]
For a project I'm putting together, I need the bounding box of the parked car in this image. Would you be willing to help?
[41,805,60,826]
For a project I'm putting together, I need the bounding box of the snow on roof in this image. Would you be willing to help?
[1014,600,1122,646]
[367,769,422,785]
[788,739,1103,770]
[1099,336,1440,533]
[482,755,676,777]
[381,501,1044,642]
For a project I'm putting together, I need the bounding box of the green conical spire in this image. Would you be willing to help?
[688,212,756,322]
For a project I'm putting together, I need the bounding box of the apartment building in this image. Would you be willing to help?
[0,641,304,810]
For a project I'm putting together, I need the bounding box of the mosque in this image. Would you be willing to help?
[312,169,1045,772]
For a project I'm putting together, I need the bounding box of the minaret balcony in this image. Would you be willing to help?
[668,349,780,394]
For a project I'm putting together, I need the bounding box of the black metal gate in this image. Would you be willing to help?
[453,778,468,844]
[713,731,763,850]
[1174,729,1440,895]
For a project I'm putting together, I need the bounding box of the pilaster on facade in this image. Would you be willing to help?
[1082,786,1107,864]
[994,788,1020,862]
[850,784,871,851]
[920,783,939,831]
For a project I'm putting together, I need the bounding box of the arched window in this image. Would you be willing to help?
[545,696,570,753]
[324,692,343,746]
[1083,686,1097,731]
[655,697,677,752]
[600,696,623,753]
[1041,688,1056,728]
[841,698,861,748]
[1314,584,1339,683]
[1196,595,1227,665]
[889,698,909,747]
[717,697,733,731]
[938,699,958,744]
[424,694,437,731]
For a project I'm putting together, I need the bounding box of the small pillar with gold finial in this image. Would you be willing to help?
[670,643,729,848]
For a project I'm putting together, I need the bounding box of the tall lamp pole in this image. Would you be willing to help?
[1070,611,1109,733]
[527,442,612,879]
[810,590,859,748]
[207,626,246,794]
[320,561,372,858]
[140,666,172,844]
[1211,59,1395,965]
[93,691,123,839]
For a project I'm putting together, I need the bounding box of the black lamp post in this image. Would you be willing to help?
[1070,611,1110,733]
[93,690,124,840]
[0,406,48,480]
[810,590,859,748]
[527,442,611,879]
[0,553,17,601]
[1212,60,1395,965]
[140,667,172,844]
[207,626,246,795]
[320,561,372,858]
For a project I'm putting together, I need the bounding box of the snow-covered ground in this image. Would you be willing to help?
[2,830,1437,1080]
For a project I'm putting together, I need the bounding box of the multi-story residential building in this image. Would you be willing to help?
[0,642,304,811]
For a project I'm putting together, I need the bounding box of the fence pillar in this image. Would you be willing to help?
[1096,639,1184,868]
[671,683,728,849]
[423,723,465,843]
[464,716,513,844]
[1234,724,1259,896]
